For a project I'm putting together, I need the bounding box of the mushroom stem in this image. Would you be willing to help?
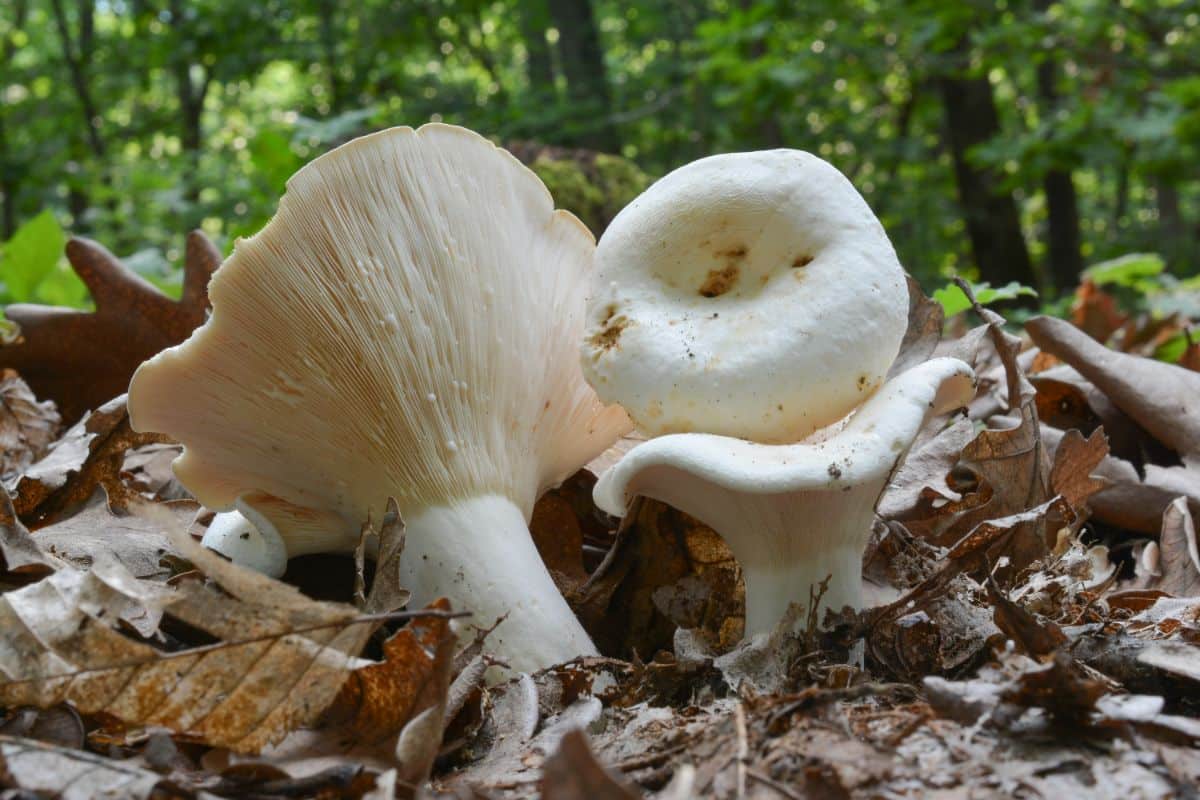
[399,494,598,673]
[593,358,976,637]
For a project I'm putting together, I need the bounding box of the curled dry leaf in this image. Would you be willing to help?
[1132,497,1200,597]
[0,369,60,483]
[0,232,220,425]
[1028,315,1200,467]
[6,395,167,528]
[0,483,60,578]
[322,598,454,750]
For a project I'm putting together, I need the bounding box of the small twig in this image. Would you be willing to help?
[883,707,932,747]
[734,701,749,800]
[613,742,689,772]
[746,769,805,800]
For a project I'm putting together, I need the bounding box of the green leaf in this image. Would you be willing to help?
[0,211,66,303]
[933,280,1038,317]
[1083,253,1165,289]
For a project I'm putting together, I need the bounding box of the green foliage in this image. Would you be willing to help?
[530,152,651,235]
[934,281,1039,317]
[0,0,1194,307]
[0,211,85,308]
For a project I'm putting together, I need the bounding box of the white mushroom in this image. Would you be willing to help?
[582,149,910,443]
[592,358,976,634]
[581,149,975,636]
[129,124,631,672]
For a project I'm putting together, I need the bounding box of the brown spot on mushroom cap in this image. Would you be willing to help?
[589,314,632,354]
[698,265,740,298]
[792,254,813,268]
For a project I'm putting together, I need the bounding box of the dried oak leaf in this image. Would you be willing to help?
[578,498,741,659]
[7,394,166,527]
[1028,315,1200,467]
[31,494,198,580]
[0,369,60,482]
[539,728,641,800]
[0,232,219,425]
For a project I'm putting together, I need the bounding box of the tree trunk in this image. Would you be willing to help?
[1033,0,1083,292]
[939,73,1037,289]
[317,0,344,113]
[1155,176,1189,270]
[546,0,619,152]
[520,0,556,101]
[0,0,28,238]
[49,0,106,159]
[740,0,782,148]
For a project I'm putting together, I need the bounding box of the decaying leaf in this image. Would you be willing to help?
[0,232,220,425]
[0,733,208,800]
[6,395,166,527]
[0,370,60,483]
[355,497,410,615]
[0,484,61,578]
[30,494,197,579]
[323,599,454,750]
[0,512,381,753]
[887,273,945,380]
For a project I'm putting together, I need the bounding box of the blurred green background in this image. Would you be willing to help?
[0,0,1197,308]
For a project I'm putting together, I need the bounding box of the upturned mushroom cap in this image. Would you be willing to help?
[582,150,909,443]
[129,123,630,531]
[592,357,976,630]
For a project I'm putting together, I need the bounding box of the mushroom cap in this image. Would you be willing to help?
[582,149,908,443]
[593,357,977,516]
[129,124,630,532]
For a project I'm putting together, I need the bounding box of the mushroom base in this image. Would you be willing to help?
[399,494,598,674]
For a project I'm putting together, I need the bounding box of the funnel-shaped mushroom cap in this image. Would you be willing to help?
[582,150,908,443]
[593,358,975,631]
[130,123,629,530]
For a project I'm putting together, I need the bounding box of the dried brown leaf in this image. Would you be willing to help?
[323,598,453,749]
[0,370,60,483]
[0,514,382,753]
[0,733,199,800]
[0,232,219,424]
[1027,315,1200,467]
[31,494,197,579]
[1049,427,1109,511]
[887,274,945,380]
[1133,498,1200,597]
[0,484,59,577]
[362,497,410,615]
[7,395,166,528]
[539,728,641,800]
[985,573,1066,657]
